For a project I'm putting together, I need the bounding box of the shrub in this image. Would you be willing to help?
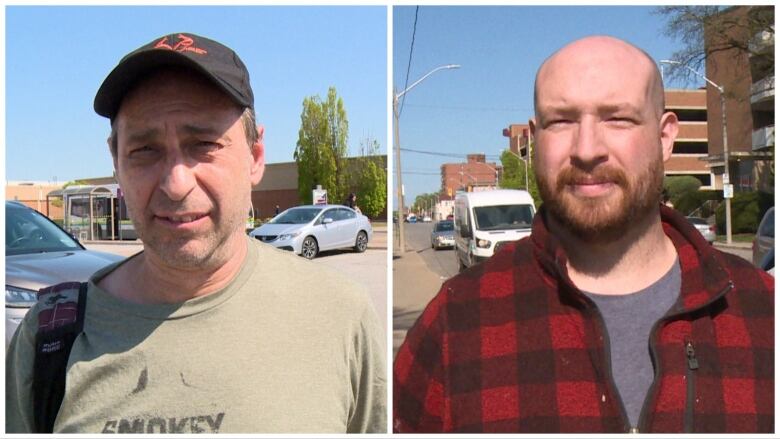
[664,176,701,207]
[675,189,722,217]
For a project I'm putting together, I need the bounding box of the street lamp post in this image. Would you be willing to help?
[660,60,732,244]
[394,64,460,255]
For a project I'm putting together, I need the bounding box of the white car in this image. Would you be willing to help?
[686,217,716,244]
[250,205,372,259]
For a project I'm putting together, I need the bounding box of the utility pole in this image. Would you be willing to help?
[394,64,460,256]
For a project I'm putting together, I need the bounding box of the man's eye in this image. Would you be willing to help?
[193,141,222,151]
[546,119,571,128]
[128,146,155,157]
[607,117,636,126]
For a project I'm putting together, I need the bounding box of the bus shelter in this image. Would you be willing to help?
[46,184,123,241]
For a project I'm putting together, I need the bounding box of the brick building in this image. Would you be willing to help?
[6,181,65,218]
[664,89,713,187]
[703,5,774,193]
[440,153,499,197]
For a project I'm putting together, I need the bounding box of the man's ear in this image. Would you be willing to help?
[249,125,265,186]
[659,111,679,163]
[108,136,120,183]
[529,117,537,137]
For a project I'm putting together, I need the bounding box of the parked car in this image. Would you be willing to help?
[759,248,774,277]
[753,206,774,268]
[405,214,417,223]
[6,201,124,349]
[430,220,455,250]
[686,217,716,244]
[249,204,372,259]
[422,216,432,223]
[446,214,454,221]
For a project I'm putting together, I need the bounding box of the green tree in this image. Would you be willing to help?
[663,175,702,214]
[499,148,541,207]
[412,193,438,215]
[354,138,387,219]
[294,87,349,204]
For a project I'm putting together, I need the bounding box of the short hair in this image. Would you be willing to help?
[109,106,258,158]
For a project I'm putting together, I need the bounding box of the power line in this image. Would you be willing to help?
[400,147,502,161]
[398,6,419,118]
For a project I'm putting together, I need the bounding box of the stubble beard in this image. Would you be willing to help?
[536,154,664,244]
[127,199,247,271]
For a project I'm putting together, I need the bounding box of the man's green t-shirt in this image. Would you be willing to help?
[6,237,386,433]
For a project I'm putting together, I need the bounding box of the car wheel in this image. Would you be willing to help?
[301,236,319,259]
[354,231,368,253]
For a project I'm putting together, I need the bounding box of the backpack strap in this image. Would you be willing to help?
[32,281,88,433]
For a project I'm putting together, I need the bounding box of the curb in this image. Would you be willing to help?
[713,242,753,250]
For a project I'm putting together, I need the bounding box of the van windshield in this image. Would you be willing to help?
[473,205,533,231]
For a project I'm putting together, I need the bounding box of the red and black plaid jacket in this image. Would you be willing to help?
[394,205,773,433]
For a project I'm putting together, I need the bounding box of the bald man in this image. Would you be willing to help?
[393,36,773,433]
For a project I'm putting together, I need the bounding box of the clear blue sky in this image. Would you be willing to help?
[6,6,387,183]
[393,5,699,205]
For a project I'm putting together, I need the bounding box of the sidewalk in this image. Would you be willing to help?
[713,240,753,250]
[368,223,387,250]
[392,248,443,359]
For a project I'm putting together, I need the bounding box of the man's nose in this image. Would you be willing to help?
[159,153,196,201]
[571,118,608,168]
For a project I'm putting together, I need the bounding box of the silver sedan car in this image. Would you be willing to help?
[431,220,455,250]
[250,204,372,259]
[6,201,123,349]
[686,217,716,244]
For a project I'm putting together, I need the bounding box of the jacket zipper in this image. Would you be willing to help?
[684,340,698,432]
[635,281,732,432]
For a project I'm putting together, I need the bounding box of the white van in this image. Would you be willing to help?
[454,189,536,271]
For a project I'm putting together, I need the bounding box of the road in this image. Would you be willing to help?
[403,222,458,281]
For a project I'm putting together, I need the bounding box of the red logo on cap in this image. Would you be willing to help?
[154,34,207,55]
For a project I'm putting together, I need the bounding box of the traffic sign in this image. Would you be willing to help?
[723,184,733,199]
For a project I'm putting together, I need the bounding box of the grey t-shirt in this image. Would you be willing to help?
[583,259,681,428]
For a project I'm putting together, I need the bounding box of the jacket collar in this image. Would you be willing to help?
[530,204,732,312]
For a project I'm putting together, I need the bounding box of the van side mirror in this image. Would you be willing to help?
[460,227,472,239]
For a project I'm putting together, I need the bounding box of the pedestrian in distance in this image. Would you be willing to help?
[346,192,362,214]
[394,35,773,434]
[6,32,386,434]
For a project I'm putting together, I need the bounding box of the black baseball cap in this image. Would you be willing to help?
[94,32,254,119]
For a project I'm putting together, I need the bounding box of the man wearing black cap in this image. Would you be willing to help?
[6,33,386,434]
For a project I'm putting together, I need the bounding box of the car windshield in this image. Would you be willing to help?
[269,207,321,224]
[473,204,533,231]
[6,205,82,256]
[435,221,454,232]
